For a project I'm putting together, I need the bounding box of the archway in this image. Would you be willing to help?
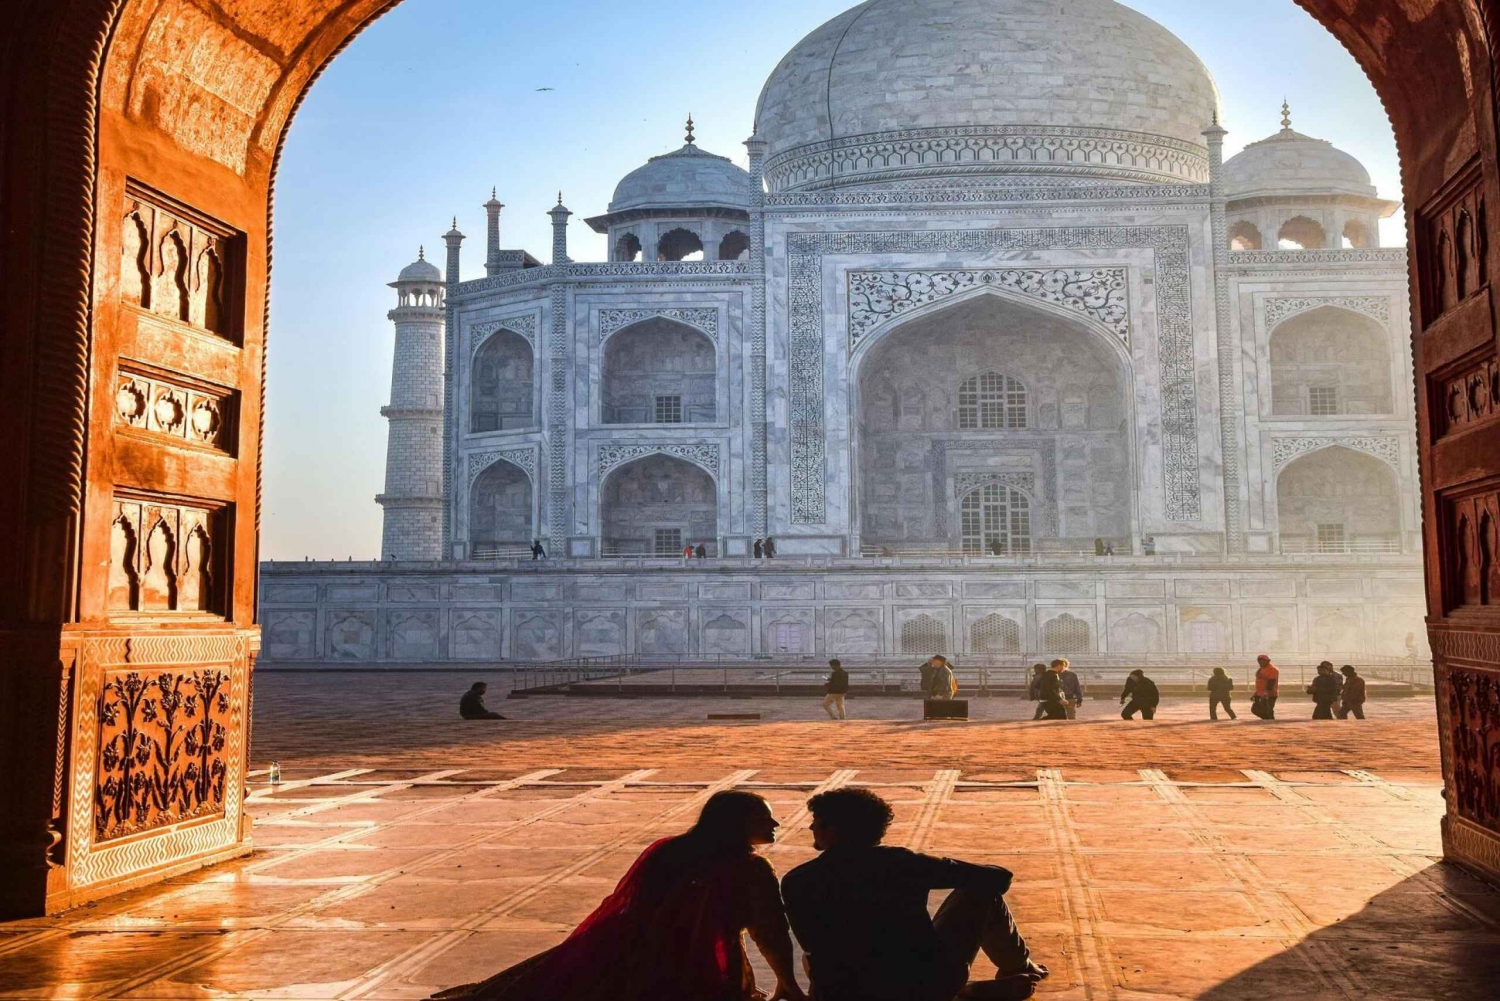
[468,460,534,555]
[600,453,717,556]
[656,227,703,261]
[1269,306,1395,416]
[854,293,1131,553]
[1,0,1498,921]
[1276,446,1402,553]
[1278,215,1328,249]
[1228,219,1264,250]
[470,329,534,432]
[601,317,716,424]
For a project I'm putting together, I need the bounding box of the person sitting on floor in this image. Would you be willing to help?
[433,791,807,1001]
[781,787,1048,1001]
[1119,670,1160,720]
[459,682,505,720]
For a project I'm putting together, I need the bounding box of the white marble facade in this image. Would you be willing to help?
[333,0,1424,665]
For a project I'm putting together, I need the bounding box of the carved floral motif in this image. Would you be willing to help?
[470,315,537,356]
[1264,295,1392,328]
[598,307,719,344]
[1271,436,1401,472]
[1440,355,1500,437]
[94,669,231,842]
[468,448,537,489]
[114,370,233,451]
[597,443,721,477]
[1446,666,1500,832]
[848,268,1129,351]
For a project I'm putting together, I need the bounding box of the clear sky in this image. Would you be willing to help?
[263,0,1405,561]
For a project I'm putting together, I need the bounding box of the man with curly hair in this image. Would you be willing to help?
[781,788,1048,1001]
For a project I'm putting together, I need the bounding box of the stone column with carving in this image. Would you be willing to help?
[547,197,573,553]
[442,220,464,556]
[1204,117,1244,553]
[483,190,503,277]
[745,134,769,538]
[549,194,572,266]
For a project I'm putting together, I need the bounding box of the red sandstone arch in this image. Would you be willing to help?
[1,0,1498,917]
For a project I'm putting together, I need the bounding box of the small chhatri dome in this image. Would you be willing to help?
[1223,102,1379,200]
[396,246,442,283]
[605,119,752,214]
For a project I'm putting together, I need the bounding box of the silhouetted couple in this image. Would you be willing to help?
[433,788,1047,1001]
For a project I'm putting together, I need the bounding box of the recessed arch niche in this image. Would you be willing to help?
[600,453,717,556]
[1275,445,1401,553]
[853,292,1132,552]
[471,329,535,432]
[1269,306,1394,416]
[469,460,534,553]
[601,317,716,425]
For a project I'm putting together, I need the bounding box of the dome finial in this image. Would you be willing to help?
[685,113,696,145]
[418,245,425,260]
[1281,99,1292,131]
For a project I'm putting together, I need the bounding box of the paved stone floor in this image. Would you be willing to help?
[3,673,1498,1000]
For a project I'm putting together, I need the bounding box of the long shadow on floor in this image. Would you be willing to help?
[1195,862,1500,1000]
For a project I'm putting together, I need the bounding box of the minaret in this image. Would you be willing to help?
[483,189,504,276]
[376,248,446,561]
[1203,111,1243,554]
[549,193,572,265]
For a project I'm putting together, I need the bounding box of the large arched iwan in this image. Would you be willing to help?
[0,0,1497,917]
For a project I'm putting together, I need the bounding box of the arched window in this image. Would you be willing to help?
[470,460,533,553]
[718,230,750,261]
[602,318,716,424]
[958,372,1027,429]
[601,454,717,557]
[1278,216,1327,250]
[1343,219,1375,249]
[657,228,703,261]
[970,613,1021,654]
[1228,220,1263,251]
[615,233,641,262]
[471,330,534,432]
[1276,446,1402,553]
[1042,613,1091,654]
[1269,306,1394,416]
[959,484,1032,555]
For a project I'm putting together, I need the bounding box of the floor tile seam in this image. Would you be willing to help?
[253,768,466,825]
[905,770,961,852]
[333,769,760,1000]
[1036,768,1116,1000]
[246,769,565,875]
[85,770,655,1000]
[243,768,373,799]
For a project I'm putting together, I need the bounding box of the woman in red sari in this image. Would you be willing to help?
[433,790,808,1001]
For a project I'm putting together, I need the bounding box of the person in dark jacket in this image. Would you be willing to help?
[1058,664,1084,719]
[823,659,850,720]
[926,656,958,701]
[1307,661,1344,719]
[764,536,777,558]
[695,543,707,559]
[1026,664,1048,720]
[1119,670,1160,720]
[1207,667,1237,720]
[1036,660,1069,720]
[781,788,1048,1001]
[753,538,764,559]
[530,539,547,561]
[1336,665,1367,719]
[459,682,505,720]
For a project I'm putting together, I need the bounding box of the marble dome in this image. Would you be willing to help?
[608,142,752,213]
[395,253,441,283]
[1224,127,1377,201]
[754,0,1221,191]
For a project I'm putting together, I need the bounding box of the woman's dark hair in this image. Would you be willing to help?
[1341,664,1356,676]
[808,787,894,848]
[1212,667,1226,675]
[685,790,770,851]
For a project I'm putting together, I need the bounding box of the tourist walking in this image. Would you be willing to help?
[1207,667,1237,720]
[432,791,806,1001]
[530,538,547,560]
[695,543,707,559]
[753,538,764,559]
[764,536,778,559]
[1058,662,1085,719]
[926,655,958,701]
[1251,654,1280,719]
[1027,663,1048,720]
[1336,665,1367,719]
[823,659,850,720]
[1308,661,1343,719]
[1119,670,1160,720]
[1036,660,1069,720]
[459,682,506,720]
[684,544,695,560]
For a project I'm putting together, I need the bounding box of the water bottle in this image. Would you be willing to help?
[268,761,282,786]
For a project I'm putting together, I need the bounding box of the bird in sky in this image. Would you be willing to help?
[535,87,555,92]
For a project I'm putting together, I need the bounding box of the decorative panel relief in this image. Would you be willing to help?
[848,268,1130,351]
[1438,355,1500,437]
[1271,436,1402,472]
[115,366,236,453]
[598,308,719,344]
[1443,482,1500,612]
[469,315,538,356]
[68,632,250,891]
[121,180,243,342]
[1418,158,1489,327]
[109,495,228,615]
[1264,296,1392,328]
[597,443,721,477]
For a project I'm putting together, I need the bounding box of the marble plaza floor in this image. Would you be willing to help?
[2,674,1498,1000]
